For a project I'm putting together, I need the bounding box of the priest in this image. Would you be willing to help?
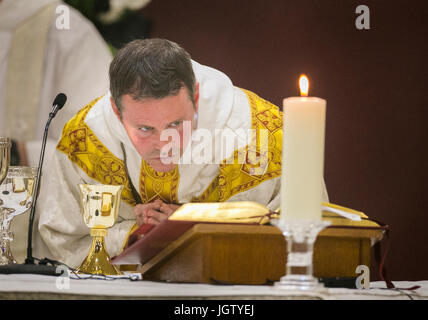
[35,38,329,268]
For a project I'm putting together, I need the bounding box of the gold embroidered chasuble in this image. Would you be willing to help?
[56,89,282,207]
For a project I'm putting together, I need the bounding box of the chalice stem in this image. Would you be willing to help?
[76,228,122,275]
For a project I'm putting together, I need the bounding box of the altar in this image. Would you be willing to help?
[0,274,426,300]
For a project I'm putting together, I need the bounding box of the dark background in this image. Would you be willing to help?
[139,0,428,281]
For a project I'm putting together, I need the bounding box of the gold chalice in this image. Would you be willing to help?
[76,184,124,275]
[0,166,37,265]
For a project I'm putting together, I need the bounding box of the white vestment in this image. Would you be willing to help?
[34,61,329,268]
[0,0,112,263]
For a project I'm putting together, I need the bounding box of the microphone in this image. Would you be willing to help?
[50,93,67,118]
[0,93,67,276]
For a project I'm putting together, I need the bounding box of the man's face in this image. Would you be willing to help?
[112,85,199,172]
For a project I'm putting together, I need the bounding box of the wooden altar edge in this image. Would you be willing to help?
[120,223,384,285]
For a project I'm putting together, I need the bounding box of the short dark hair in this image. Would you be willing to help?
[109,38,196,112]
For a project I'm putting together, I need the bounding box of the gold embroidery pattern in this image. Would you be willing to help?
[193,89,282,202]
[256,109,282,133]
[57,97,137,206]
[191,179,219,203]
[139,161,180,204]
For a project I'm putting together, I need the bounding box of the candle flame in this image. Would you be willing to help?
[299,74,309,97]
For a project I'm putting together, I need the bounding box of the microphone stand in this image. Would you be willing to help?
[0,97,66,276]
[25,109,55,266]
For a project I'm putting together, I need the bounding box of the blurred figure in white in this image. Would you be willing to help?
[0,0,112,263]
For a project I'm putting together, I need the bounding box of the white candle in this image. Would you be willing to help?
[280,75,326,221]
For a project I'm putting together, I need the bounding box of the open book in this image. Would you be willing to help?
[112,201,383,266]
[169,201,369,224]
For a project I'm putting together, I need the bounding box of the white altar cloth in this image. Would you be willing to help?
[0,274,426,300]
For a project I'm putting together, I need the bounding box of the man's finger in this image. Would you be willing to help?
[145,208,168,222]
[159,203,173,216]
[136,215,144,226]
[160,203,180,216]
[145,216,163,225]
[134,202,164,226]
[134,203,159,215]
[145,201,162,210]
[153,199,164,206]
[133,204,145,218]
[144,210,168,225]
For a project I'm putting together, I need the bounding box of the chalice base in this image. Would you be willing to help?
[0,247,16,265]
[0,230,16,265]
[274,274,325,291]
[76,228,122,276]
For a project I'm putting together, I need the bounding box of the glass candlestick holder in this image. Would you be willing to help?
[271,218,331,291]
